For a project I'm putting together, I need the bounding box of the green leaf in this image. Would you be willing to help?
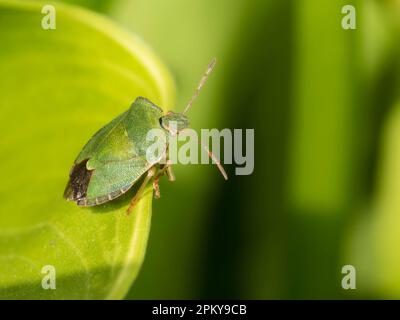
[0,0,174,299]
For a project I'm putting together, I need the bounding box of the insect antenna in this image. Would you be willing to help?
[183,58,217,115]
[200,141,228,180]
[182,58,226,179]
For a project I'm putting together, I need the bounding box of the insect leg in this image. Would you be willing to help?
[153,176,161,199]
[156,160,175,182]
[126,167,156,215]
[166,165,175,181]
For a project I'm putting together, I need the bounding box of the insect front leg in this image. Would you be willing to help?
[158,160,175,181]
[166,165,175,181]
[159,147,175,182]
[151,162,175,200]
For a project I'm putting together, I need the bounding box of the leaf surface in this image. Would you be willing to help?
[0,0,174,299]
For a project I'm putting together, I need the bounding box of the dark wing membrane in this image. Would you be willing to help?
[64,111,131,203]
[64,159,93,201]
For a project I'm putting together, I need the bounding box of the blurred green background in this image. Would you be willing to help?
[3,0,400,299]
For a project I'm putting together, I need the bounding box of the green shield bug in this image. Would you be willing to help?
[64,58,228,214]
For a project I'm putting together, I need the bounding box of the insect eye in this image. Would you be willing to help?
[159,117,170,131]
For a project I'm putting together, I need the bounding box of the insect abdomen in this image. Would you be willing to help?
[76,184,133,207]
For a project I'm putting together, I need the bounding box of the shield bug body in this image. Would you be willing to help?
[64,58,227,214]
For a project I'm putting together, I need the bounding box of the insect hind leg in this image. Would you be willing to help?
[126,167,156,215]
